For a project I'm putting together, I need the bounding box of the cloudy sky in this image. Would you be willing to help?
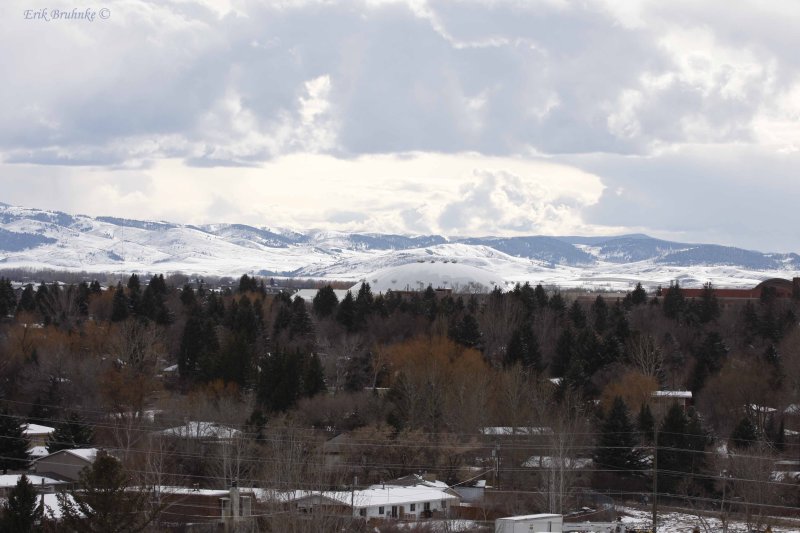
[2,0,800,251]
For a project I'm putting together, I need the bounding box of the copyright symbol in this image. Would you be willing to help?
[99,8,110,19]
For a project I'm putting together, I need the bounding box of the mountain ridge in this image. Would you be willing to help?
[0,203,797,289]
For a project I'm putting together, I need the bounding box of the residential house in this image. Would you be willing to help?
[33,448,99,482]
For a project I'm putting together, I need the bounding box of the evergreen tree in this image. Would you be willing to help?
[16,283,36,314]
[178,313,219,379]
[637,403,655,444]
[695,282,720,323]
[657,404,692,492]
[513,282,536,317]
[730,417,758,449]
[449,314,482,349]
[238,274,258,293]
[58,454,159,533]
[533,284,549,308]
[594,397,643,474]
[663,280,685,320]
[548,291,566,315]
[551,328,575,377]
[0,407,29,472]
[46,413,93,454]
[272,304,292,338]
[302,353,326,397]
[505,324,542,371]
[591,295,609,333]
[689,332,728,393]
[89,280,102,294]
[126,274,141,315]
[0,474,40,532]
[75,281,90,316]
[179,284,197,308]
[568,300,587,329]
[0,277,17,317]
[630,282,648,306]
[312,285,339,318]
[354,282,374,328]
[288,297,314,340]
[336,291,356,332]
[258,352,302,412]
[110,282,129,322]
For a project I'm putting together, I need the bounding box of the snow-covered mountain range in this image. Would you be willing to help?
[0,203,798,290]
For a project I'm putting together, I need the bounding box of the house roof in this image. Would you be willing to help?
[480,426,552,436]
[273,486,460,509]
[0,474,65,488]
[159,421,240,439]
[522,456,592,469]
[27,446,49,458]
[497,513,562,522]
[36,448,99,463]
[22,423,55,435]
[651,391,692,399]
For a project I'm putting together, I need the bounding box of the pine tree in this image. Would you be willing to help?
[312,285,339,318]
[696,282,720,323]
[594,397,643,474]
[16,283,36,314]
[689,332,728,393]
[505,324,541,371]
[657,404,690,492]
[0,408,29,472]
[336,291,356,332]
[76,281,90,316]
[354,282,374,328]
[730,417,758,449]
[178,313,219,379]
[663,280,685,320]
[591,295,608,332]
[637,403,655,444]
[630,282,648,306]
[551,328,574,377]
[0,474,40,532]
[46,413,93,454]
[533,284,549,308]
[289,297,314,340]
[58,454,159,533]
[0,277,17,317]
[89,280,102,294]
[302,353,326,397]
[449,314,482,349]
[110,282,129,322]
[568,300,587,329]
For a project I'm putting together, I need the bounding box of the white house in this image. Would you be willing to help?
[277,485,460,520]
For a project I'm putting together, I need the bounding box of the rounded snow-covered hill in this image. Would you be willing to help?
[354,261,507,293]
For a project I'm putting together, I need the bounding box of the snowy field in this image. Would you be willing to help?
[618,506,800,533]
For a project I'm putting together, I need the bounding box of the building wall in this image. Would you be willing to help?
[356,498,452,519]
[34,452,91,481]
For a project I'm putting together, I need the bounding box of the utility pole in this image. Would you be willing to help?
[652,423,658,533]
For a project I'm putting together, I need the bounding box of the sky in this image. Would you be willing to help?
[2,0,800,252]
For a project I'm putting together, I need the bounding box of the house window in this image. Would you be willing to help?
[378,506,384,515]
[423,502,431,511]
[359,508,366,517]
[410,504,416,512]
[441,500,447,508]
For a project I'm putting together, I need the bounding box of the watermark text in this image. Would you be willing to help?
[23,7,111,22]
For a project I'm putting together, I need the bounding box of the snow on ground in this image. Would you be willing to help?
[618,506,800,533]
